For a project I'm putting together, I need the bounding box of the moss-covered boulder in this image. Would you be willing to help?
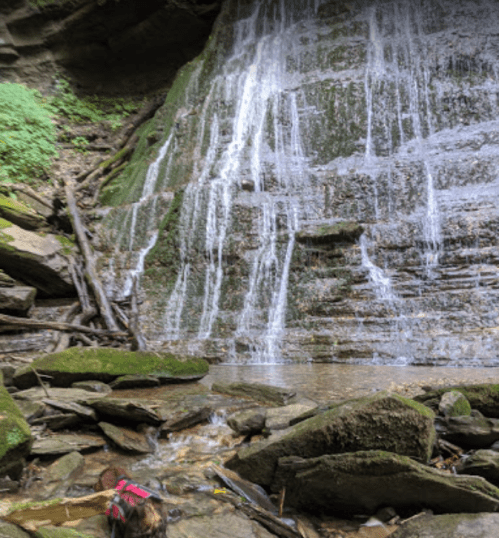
[439,390,472,417]
[456,449,499,486]
[0,219,74,296]
[273,451,499,516]
[0,371,32,480]
[12,347,209,389]
[226,391,435,486]
[416,385,499,418]
[0,194,46,230]
[0,521,31,538]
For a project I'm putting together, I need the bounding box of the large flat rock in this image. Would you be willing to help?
[13,347,209,389]
[0,219,73,296]
[274,451,499,516]
[30,433,106,456]
[226,391,435,486]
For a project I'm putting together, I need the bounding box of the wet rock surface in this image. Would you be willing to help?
[5,372,499,538]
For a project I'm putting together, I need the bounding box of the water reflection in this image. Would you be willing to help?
[202,364,499,404]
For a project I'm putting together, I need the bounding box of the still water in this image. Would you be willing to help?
[201,364,499,404]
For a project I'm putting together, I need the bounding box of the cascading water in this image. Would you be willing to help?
[101,0,499,366]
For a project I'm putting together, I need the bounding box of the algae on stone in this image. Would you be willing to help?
[13,347,209,389]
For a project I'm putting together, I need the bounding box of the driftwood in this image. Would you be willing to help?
[1,489,116,531]
[64,182,119,332]
[0,313,126,338]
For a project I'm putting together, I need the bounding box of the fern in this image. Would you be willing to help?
[0,83,57,184]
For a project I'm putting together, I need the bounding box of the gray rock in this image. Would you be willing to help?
[295,221,364,245]
[31,434,106,456]
[0,270,15,287]
[98,422,154,454]
[13,400,45,422]
[0,287,36,312]
[0,363,15,386]
[456,449,499,485]
[0,521,31,538]
[438,390,472,417]
[42,399,97,421]
[109,374,160,389]
[88,398,161,425]
[265,402,319,431]
[30,413,81,431]
[212,382,296,406]
[12,387,104,403]
[391,512,499,538]
[435,412,499,448]
[70,381,112,394]
[227,408,267,435]
[46,451,85,483]
[159,407,211,437]
[274,451,499,516]
[226,392,435,486]
[168,511,277,538]
[0,221,73,296]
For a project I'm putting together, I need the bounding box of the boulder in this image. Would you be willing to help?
[456,450,499,485]
[159,407,211,437]
[212,382,296,406]
[226,392,435,486]
[439,390,471,417]
[46,451,85,483]
[391,512,499,538]
[265,402,319,431]
[70,380,112,394]
[0,194,46,230]
[30,433,106,456]
[0,371,32,480]
[98,422,154,454]
[88,398,162,425]
[0,287,36,312]
[13,347,209,389]
[435,412,499,448]
[274,451,499,516]
[415,385,499,418]
[227,408,267,436]
[0,219,74,296]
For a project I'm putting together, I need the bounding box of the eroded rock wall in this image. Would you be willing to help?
[98,0,499,366]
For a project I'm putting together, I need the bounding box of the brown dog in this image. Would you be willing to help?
[95,466,167,538]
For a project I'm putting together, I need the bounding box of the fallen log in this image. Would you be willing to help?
[0,313,126,338]
[1,489,116,531]
[64,182,119,332]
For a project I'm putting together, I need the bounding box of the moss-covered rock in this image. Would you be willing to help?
[0,371,32,480]
[416,385,499,418]
[0,521,31,538]
[0,194,46,230]
[439,390,472,417]
[12,347,209,389]
[226,391,435,486]
[274,450,499,516]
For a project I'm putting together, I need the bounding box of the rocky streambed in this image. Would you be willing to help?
[3,350,499,537]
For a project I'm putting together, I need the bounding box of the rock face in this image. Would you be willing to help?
[273,451,499,516]
[97,0,499,365]
[0,0,222,94]
[226,392,435,486]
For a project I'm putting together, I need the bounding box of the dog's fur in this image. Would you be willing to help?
[95,466,167,538]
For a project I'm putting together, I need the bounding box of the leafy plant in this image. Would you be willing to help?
[0,83,58,184]
[71,136,90,153]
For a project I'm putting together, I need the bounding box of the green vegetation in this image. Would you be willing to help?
[0,76,142,186]
[0,83,58,184]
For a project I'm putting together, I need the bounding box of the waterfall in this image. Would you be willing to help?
[102,0,499,366]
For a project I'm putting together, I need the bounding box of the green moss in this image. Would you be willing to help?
[143,189,184,294]
[8,497,64,513]
[17,347,209,378]
[0,372,32,460]
[0,217,12,229]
